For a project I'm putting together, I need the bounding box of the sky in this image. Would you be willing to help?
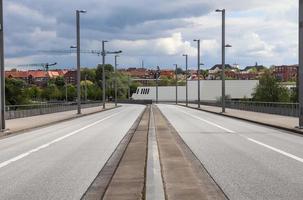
[4,0,298,70]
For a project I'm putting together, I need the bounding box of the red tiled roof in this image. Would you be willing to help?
[5,71,28,78]
[28,70,48,78]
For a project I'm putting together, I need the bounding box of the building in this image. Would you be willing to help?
[132,80,259,101]
[208,64,236,80]
[64,70,77,85]
[5,71,29,83]
[273,65,298,82]
[5,69,77,86]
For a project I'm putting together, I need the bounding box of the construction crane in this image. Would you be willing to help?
[18,62,57,71]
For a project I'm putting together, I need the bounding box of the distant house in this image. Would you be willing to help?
[273,65,298,82]
[244,63,267,72]
[208,64,235,80]
[160,70,175,79]
[6,69,76,86]
[64,70,77,85]
[5,71,29,82]
[28,70,49,86]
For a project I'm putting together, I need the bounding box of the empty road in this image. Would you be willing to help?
[0,104,145,200]
[158,104,303,200]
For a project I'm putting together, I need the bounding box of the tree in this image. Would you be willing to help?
[252,71,290,102]
[25,86,42,101]
[5,78,29,105]
[42,84,61,101]
[81,68,96,81]
[96,64,114,84]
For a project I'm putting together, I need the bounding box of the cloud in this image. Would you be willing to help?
[3,0,299,68]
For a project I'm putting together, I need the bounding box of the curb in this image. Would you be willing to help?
[178,104,303,135]
[0,105,121,139]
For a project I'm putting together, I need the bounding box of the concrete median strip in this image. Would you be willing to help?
[83,105,229,199]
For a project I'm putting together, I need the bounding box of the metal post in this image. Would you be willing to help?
[114,55,118,107]
[65,82,68,102]
[102,40,107,109]
[76,10,81,114]
[222,9,226,113]
[175,64,178,104]
[194,40,201,108]
[156,66,160,104]
[183,54,188,106]
[128,75,131,99]
[299,0,303,127]
[85,74,87,102]
[0,0,5,130]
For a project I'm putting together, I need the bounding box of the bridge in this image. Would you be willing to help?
[0,102,303,199]
[1,1,303,199]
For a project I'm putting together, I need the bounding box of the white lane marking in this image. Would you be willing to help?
[247,137,303,163]
[0,110,125,169]
[170,105,303,164]
[175,107,235,133]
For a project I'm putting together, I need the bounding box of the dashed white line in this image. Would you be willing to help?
[0,110,125,169]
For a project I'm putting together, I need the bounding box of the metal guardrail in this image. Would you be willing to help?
[198,100,299,117]
[5,102,102,120]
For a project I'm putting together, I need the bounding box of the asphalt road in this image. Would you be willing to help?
[0,104,145,200]
[158,104,303,200]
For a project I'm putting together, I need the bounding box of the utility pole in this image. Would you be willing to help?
[85,74,87,102]
[156,66,160,104]
[0,0,5,131]
[76,10,86,114]
[128,75,131,99]
[114,55,119,107]
[299,0,303,127]
[221,9,226,113]
[194,39,201,108]
[216,9,231,113]
[102,40,108,109]
[183,54,188,106]
[65,81,68,102]
[175,64,178,104]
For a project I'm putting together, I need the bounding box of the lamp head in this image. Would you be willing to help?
[225,44,232,48]
[215,9,225,12]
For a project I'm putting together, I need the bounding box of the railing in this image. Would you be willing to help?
[5,102,103,120]
[198,100,299,117]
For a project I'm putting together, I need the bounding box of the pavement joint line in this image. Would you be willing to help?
[176,105,303,165]
[0,109,127,169]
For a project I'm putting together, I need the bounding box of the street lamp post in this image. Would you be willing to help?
[76,10,86,115]
[156,66,160,104]
[299,0,303,127]
[216,9,231,113]
[175,64,178,104]
[85,74,87,102]
[183,54,188,106]
[114,55,119,107]
[193,39,201,108]
[0,0,5,131]
[102,40,108,109]
[128,75,131,100]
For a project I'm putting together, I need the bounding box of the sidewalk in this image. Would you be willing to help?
[179,103,302,134]
[2,103,116,136]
